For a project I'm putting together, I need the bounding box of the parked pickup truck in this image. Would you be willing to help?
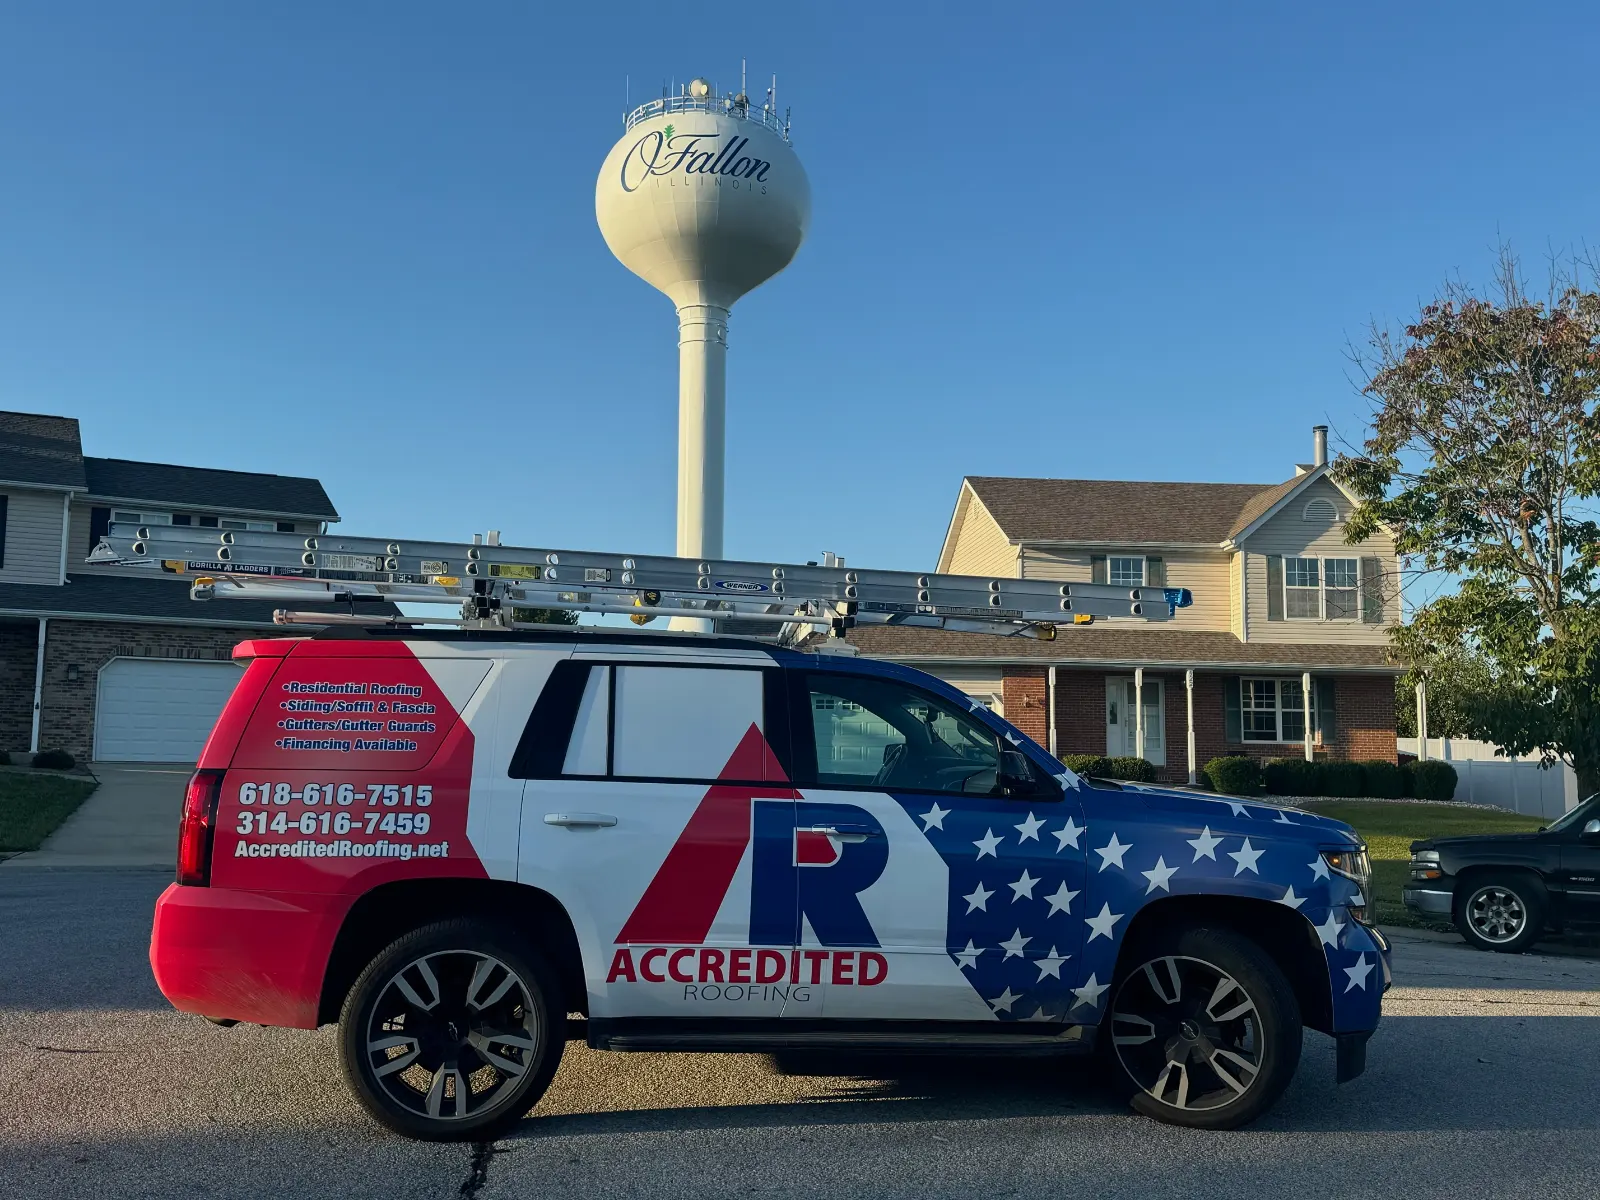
[1405,792,1600,952]
[151,627,1391,1140]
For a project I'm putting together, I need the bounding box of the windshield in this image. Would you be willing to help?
[1546,792,1600,833]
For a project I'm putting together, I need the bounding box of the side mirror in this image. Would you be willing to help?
[1582,819,1600,837]
[999,750,1043,798]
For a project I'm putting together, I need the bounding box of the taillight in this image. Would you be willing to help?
[177,769,225,886]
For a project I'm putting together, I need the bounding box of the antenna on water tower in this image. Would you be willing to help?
[596,67,811,625]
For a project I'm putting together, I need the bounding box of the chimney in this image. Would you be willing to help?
[1312,425,1328,468]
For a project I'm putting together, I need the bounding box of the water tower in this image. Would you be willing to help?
[596,75,810,562]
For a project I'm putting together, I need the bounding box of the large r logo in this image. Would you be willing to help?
[750,801,888,947]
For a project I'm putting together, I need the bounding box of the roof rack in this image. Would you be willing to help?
[87,524,1192,642]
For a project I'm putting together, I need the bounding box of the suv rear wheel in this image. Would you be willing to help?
[1455,874,1545,953]
[338,919,565,1141]
[1105,926,1302,1131]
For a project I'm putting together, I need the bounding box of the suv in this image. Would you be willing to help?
[152,627,1389,1140]
[1404,793,1600,952]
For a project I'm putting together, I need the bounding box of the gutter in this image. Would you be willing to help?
[869,653,1404,675]
[81,494,338,524]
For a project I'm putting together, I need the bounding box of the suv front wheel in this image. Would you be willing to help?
[338,919,565,1141]
[1105,926,1302,1130]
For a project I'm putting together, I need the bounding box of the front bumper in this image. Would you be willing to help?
[1403,883,1455,916]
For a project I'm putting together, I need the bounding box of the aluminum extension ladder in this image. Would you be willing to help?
[88,523,1192,640]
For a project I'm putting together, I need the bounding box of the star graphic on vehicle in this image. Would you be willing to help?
[1279,885,1305,910]
[1035,947,1069,980]
[973,828,1003,859]
[1071,973,1108,1010]
[1053,816,1085,851]
[919,802,949,831]
[1344,953,1374,992]
[1141,856,1178,894]
[1009,869,1040,902]
[1084,902,1123,942]
[1014,812,1046,843]
[963,881,994,913]
[953,939,984,970]
[1229,837,1264,876]
[1308,855,1331,881]
[1044,882,1080,917]
[1094,833,1132,871]
[999,929,1032,959]
[988,986,1022,1014]
[1314,913,1345,948]
[1188,826,1222,861]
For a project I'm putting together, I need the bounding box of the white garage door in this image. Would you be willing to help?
[94,658,247,763]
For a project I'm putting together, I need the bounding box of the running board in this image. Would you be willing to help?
[584,1018,1096,1056]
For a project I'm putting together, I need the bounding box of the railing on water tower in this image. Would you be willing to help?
[623,94,791,142]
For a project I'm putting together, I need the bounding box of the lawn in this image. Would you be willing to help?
[0,773,99,852]
[1297,800,1546,929]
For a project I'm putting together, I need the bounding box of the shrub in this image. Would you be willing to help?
[1263,757,1322,796]
[1203,755,1261,796]
[1360,759,1404,799]
[1409,759,1459,802]
[1060,754,1112,778]
[1321,760,1367,798]
[1106,757,1157,783]
[31,748,75,770]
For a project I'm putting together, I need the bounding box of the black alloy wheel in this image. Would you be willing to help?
[1456,876,1545,953]
[1106,927,1301,1130]
[339,920,564,1141]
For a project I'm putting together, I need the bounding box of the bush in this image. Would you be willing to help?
[1263,757,1322,796]
[1409,759,1459,802]
[1360,759,1404,799]
[1321,760,1367,798]
[30,749,75,770]
[1106,757,1157,783]
[1203,756,1261,796]
[1060,754,1112,778]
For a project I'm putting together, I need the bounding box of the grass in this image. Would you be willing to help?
[1297,800,1546,929]
[0,773,99,852]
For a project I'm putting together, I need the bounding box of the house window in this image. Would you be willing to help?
[111,510,172,526]
[219,518,278,532]
[1109,556,1144,587]
[1241,677,1318,743]
[1283,556,1359,621]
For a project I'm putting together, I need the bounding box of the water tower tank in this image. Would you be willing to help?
[597,79,810,562]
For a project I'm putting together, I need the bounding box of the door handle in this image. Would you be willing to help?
[804,824,880,843]
[543,812,618,828]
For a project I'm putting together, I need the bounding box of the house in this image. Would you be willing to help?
[846,427,1403,783]
[0,410,340,763]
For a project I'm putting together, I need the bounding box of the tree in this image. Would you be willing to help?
[1393,645,1499,739]
[1337,249,1600,798]
[510,607,579,626]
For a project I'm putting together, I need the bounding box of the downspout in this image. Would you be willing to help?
[1185,669,1196,785]
[29,618,47,754]
[58,492,71,584]
[1047,666,1057,758]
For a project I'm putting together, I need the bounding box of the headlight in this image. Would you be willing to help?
[1409,849,1442,882]
[1323,845,1373,923]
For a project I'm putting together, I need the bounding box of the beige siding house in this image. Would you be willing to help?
[856,428,1403,784]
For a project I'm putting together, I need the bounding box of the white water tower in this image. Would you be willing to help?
[596,75,810,562]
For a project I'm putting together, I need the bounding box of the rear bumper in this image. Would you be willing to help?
[1403,884,1455,917]
[149,883,350,1029]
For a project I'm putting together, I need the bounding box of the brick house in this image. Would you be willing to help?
[0,410,343,763]
[847,428,1403,783]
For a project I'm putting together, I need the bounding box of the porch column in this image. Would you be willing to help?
[1185,669,1196,785]
[1134,667,1145,761]
[1415,678,1429,762]
[1047,666,1058,758]
[1302,671,1313,762]
[29,617,47,754]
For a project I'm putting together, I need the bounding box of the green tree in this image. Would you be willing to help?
[1392,644,1500,738]
[511,607,579,626]
[1338,249,1600,798]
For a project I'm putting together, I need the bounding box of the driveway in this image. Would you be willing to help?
[4,764,188,869]
[1,869,1598,1199]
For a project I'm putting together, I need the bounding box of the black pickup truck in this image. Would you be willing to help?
[1404,792,1600,952]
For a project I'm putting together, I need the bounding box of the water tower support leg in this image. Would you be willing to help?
[675,303,728,562]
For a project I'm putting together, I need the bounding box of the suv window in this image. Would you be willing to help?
[798,671,1004,796]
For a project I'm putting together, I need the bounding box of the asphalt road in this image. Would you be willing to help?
[3,869,1598,1200]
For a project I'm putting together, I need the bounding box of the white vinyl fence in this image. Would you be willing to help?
[1398,738,1581,819]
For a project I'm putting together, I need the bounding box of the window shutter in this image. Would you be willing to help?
[88,506,111,555]
[1315,678,1337,743]
[1265,555,1284,621]
[1223,676,1242,743]
[0,494,8,568]
[1145,556,1165,586]
[1090,555,1107,584]
[1360,557,1384,623]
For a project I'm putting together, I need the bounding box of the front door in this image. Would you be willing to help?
[1106,677,1165,766]
[789,668,1088,1024]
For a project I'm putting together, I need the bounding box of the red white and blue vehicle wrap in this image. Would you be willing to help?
[152,633,1389,1049]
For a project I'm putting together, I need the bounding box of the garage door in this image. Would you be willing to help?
[94,658,247,763]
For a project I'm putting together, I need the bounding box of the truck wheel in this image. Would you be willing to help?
[1105,926,1301,1131]
[1455,875,1545,953]
[338,919,565,1141]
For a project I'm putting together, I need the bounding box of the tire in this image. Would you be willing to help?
[1103,926,1302,1131]
[1455,874,1546,953]
[338,919,565,1141]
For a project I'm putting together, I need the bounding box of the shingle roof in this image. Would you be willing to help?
[965,476,1284,545]
[84,458,338,520]
[0,574,392,626]
[0,411,87,490]
[836,624,1398,672]
[1225,474,1308,539]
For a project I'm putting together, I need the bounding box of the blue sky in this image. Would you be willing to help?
[2,2,1596,572]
